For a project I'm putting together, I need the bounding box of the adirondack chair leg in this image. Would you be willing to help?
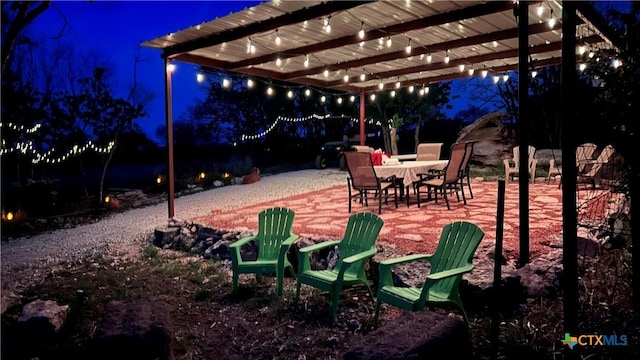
[232,273,239,293]
[444,189,451,210]
[329,290,340,322]
[467,174,473,199]
[295,282,302,304]
[373,302,381,328]
[276,269,283,296]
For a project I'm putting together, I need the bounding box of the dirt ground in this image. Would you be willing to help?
[2,237,638,360]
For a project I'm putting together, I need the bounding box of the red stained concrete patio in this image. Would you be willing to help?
[192,180,599,260]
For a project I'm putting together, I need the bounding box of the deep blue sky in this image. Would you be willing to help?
[29,1,262,144]
[28,1,491,144]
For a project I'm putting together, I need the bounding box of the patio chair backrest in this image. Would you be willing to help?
[583,145,616,177]
[416,143,443,161]
[344,152,379,189]
[443,142,467,183]
[512,145,537,168]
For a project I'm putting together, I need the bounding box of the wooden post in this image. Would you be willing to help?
[491,180,506,359]
[163,57,175,219]
[517,0,530,266]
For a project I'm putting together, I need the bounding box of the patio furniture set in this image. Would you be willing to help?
[344,141,477,213]
[230,207,485,327]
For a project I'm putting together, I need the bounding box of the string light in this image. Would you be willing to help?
[324,68,329,78]
[390,90,396,98]
[276,57,282,67]
[0,123,42,133]
[247,38,256,54]
[531,70,538,78]
[324,16,331,33]
[378,80,384,90]
[386,36,392,47]
[1,140,115,164]
[358,21,365,39]
[468,66,475,76]
[481,69,488,78]
[493,75,500,84]
[405,38,412,54]
[395,78,401,88]
[320,95,326,103]
[579,63,587,72]
[304,54,309,67]
[241,114,365,141]
[247,78,254,88]
[222,78,230,88]
[360,69,366,81]
[408,85,414,93]
[267,86,274,95]
[305,88,311,97]
[502,73,509,82]
[537,3,544,17]
[166,63,176,72]
[287,90,294,98]
[337,97,343,104]
[343,70,349,82]
[459,64,465,72]
[370,93,376,101]
[426,53,432,63]
[350,95,355,102]
[196,73,205,83]
[548,9,556,28]
[444,50,450,64]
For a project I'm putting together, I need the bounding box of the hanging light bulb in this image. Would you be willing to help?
[502,73,509,82]
[320,95,326,103]
[424,85,429,95]
[337,97,343,104]
[305,88,311,97]
[358,21,365,39]
[426,53,432,63]
[408,85,414,93]
[395,78,401,88]
[386,36,392,47]
[325,16,331,33]
[275,30,281,45]
[444,50,450,64]
[287,90,293,98]
[537,3,544,17]
[247,78,254,88]
[468,67,475,76]
[481,69,488,78]
[390,90,396,98]
[222,78,230,88]
[378,80,384,90]
[493,75,500,84]
[418,88,425,96]
[247,38,256,54]
[324,68,329,78]
[370,93,376,101]
[531,70,538,78]
[267,86,274,95]
[420,54,424,60]
[578,45,586,55]
[350,95,355,102]
[360,69,366,81]
[166,63,176,72]
[548,9,556,28]
[459,64,465,72]
[196,73,205,83]
[579,63,587,72]
[359,40,365,47]
[343,70,349,82]
[405,38,412,54]
[276,57,282,66]
[304,54,309,67]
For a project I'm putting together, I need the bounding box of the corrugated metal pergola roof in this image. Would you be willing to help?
[141,0,616,93]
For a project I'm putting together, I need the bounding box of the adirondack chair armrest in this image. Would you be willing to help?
[341,247,377,266]
[298,240,341,272]
[229,235,257,264]
[503,158,513,167]
[379,254,432,286]
[298,240,341,254]
[426,264,474,282]
[278,234,299,257]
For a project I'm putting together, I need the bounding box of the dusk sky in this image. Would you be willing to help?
[27,1,501,144]
[29,1,262,144]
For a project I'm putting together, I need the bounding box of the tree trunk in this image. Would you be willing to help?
[414,113,422,152]
[390,127,398,155]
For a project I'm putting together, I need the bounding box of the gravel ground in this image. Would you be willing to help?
[0,169,347,287]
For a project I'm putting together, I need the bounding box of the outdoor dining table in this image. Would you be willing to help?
[374,160,449,206]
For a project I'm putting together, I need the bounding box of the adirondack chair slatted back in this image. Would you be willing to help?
[256,207,295,261]
[512,145,536,169]
[420,221,484,301]
[335,212,384,277]
[345,152,379,189]
[583,145,615,177]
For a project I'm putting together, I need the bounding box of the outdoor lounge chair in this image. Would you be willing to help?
[546,142,598,185]
[459,141,477,199]
[344,151,398,214]
[229,207,298,296]
[295,211,383,323]
[577,144,616,189]
[504,145,538,184]
[374,221,485,327]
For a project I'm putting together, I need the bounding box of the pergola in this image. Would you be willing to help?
[142,0,620,330]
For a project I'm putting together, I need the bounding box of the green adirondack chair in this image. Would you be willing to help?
[374,221,484,327]
[295,211,384,322]
[229,207,298,296]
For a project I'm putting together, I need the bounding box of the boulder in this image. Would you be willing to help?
[456,111,514,165]
[342,311,472,360]
[90,299,173,360]
[18,299,70,334]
